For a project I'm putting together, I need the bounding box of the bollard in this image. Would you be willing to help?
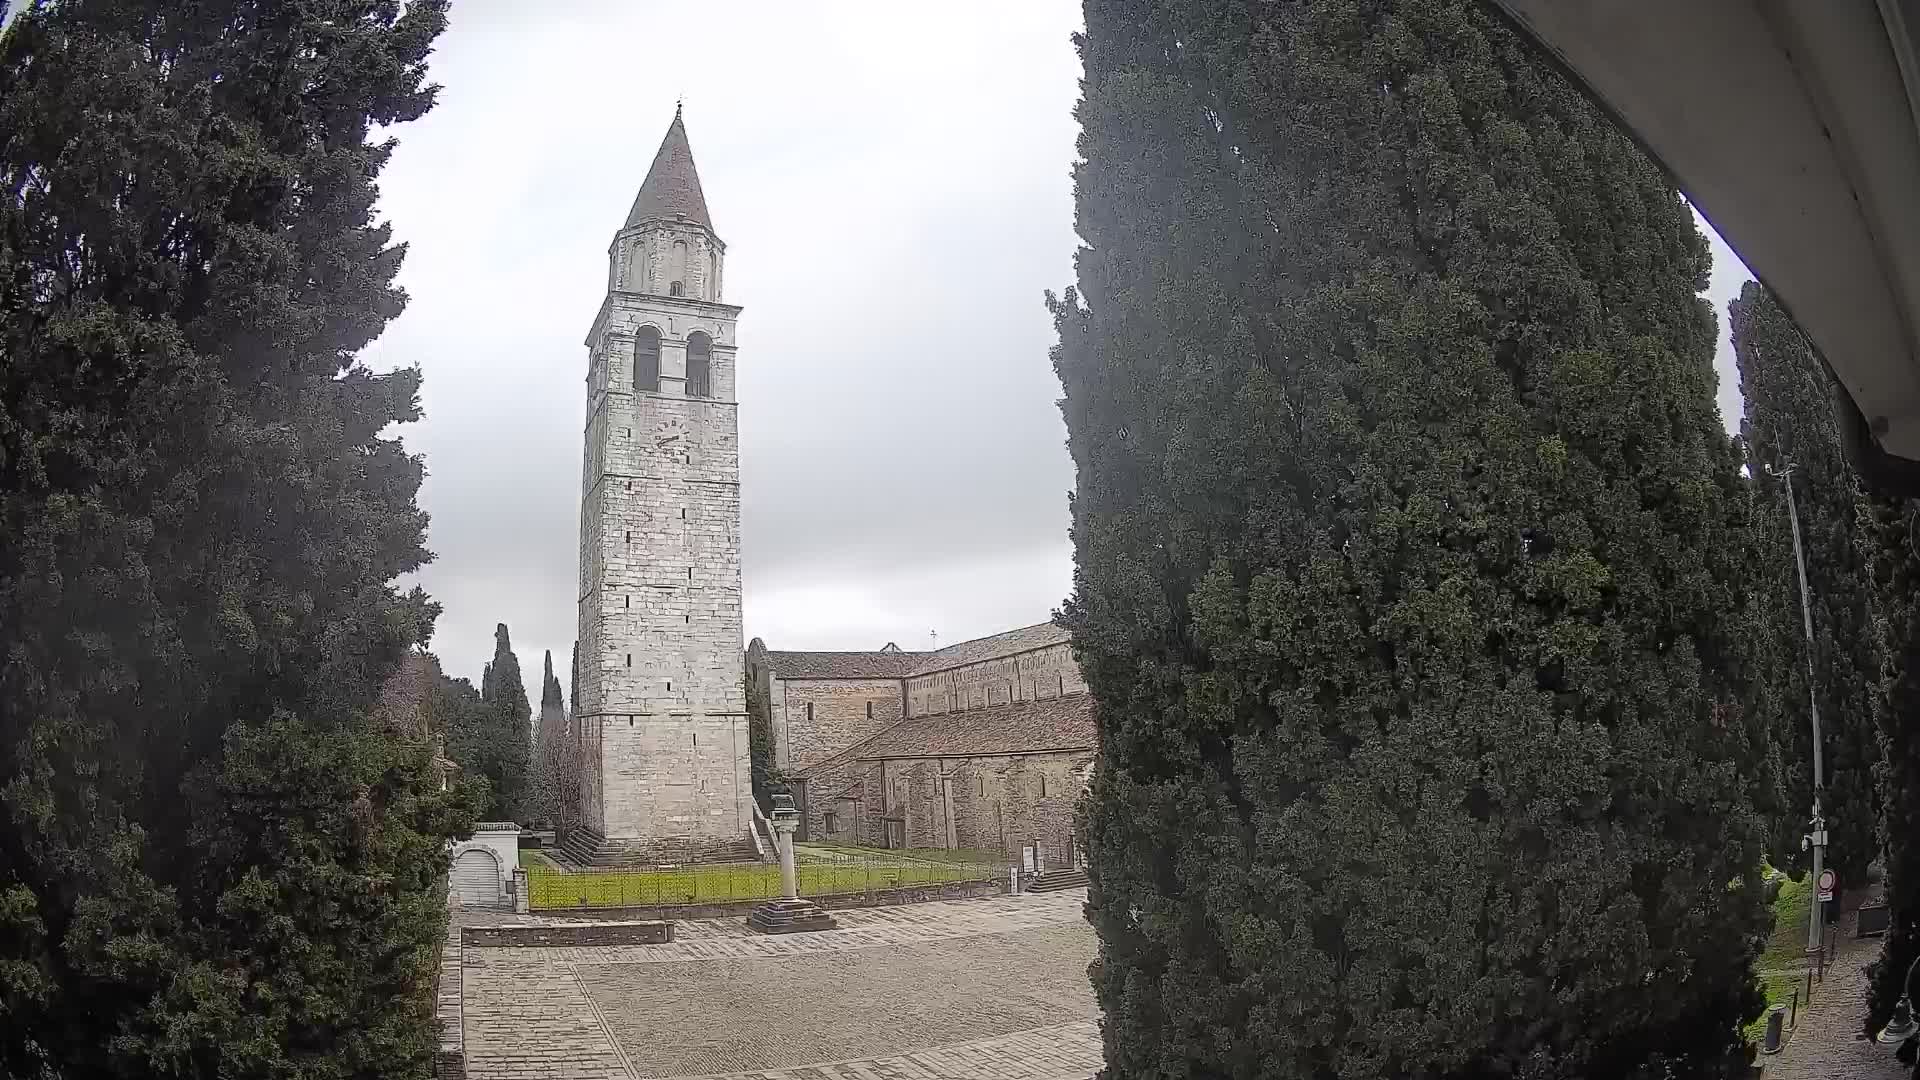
[1761,1004,1786,1054]
[1789,987,1798,1029]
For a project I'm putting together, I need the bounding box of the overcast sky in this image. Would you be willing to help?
[354,0,1755,692]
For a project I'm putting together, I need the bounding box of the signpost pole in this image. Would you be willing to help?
[1777,465,1829,958]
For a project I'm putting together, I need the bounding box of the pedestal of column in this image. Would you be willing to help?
[747,813,837,934]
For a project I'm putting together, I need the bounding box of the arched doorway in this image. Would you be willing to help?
[450,846,503,908]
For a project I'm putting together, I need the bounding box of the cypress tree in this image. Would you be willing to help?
[0,1,460,1075]
[1054,2,1769,1076]
[1731,282,1883,885]
[473,623,531,821]
[1870,497,1920,1034]
[542,651,564,716]
[746,669,774,809]
[531,649,576,831]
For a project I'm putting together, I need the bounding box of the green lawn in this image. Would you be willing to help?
[1747,870,1814,1041]
[800,842,1007,867]
[518,849,565,873]
[523,852,995,910]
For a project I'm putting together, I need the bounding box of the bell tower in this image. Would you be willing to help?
[571,106,750,863]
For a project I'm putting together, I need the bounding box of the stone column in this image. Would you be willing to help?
[747,793,836,934]
[775,816,799,899]
[938,764,959,850]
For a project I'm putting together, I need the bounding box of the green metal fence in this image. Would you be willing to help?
[524,849,1000,910]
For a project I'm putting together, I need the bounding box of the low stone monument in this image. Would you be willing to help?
[746,794,837,934]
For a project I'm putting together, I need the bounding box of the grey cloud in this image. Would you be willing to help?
[358,0,1755,694]
[364,0,1087,687]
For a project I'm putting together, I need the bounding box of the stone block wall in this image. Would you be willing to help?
[770,677,905,772]
[597,712,751,849]
[575,250,749,849]
[949,754,1090,864]
[820,751,1090,863]
[904,642,1086,719]
[434,920,463,1080]
[614,220,723,303]
[460,921,675,948]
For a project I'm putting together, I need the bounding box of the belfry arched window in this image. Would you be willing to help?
[634,325,660,392]
[669,239,689,297]
[686,331,712,398]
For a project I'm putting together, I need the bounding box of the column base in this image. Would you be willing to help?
[746,897,838,934]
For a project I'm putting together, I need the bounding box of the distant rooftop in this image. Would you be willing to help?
[756,649,924,680]
[909,622,1070,676]
[753,622,1070,682]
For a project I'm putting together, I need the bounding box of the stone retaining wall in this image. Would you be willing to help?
[461,920,676,948]
[433,921,464,1079]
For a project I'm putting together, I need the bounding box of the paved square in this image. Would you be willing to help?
[458,890,1103,1080]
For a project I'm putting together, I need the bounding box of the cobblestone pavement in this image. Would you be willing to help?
[462,889,1090,966]
[673,1019,1104,1080]
[1763,920,1907,1080]
[460,890,1100,1080]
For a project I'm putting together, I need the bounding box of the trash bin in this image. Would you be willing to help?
[1762,1004,1786,1055]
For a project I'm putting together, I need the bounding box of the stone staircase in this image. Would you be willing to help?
[1024,867,1089,893]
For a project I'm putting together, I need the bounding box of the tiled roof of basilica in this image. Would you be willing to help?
[908,622,1071,676]
[756,622,1070,682]
[758,650,925,680]
[799,692,1096,770]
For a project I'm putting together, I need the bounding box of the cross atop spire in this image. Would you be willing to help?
[625,108,712,231]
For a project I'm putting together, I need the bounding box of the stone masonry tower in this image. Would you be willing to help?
[570,107,751,864]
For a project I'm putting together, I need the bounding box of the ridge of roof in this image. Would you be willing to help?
[758,650,925,680]
[907,622,1071,676]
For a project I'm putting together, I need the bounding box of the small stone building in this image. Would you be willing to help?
[746,624,1094,865]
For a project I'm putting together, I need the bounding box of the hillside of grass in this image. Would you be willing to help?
[1747,868,1813,1041]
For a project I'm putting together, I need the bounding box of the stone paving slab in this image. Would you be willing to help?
[1762,916,1907,1080]
[458,889,1083,939]
[464,891,1089,970]
[462,966,631,1080]
[674,1019,1103,1080]
[580,925,1096,1076]
[460,889,1100,1080]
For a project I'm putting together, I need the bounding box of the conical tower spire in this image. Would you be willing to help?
[625,107,712,231]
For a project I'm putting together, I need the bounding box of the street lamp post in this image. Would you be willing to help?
[1772,463,1828,958]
